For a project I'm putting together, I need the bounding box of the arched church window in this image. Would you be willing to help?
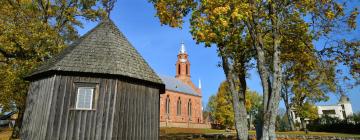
[186,65,188,75]
[177,97,182,116]
[188,99,192,118]
[178,64,181,75]
[166,96,170,115]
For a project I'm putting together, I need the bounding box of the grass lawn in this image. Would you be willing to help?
[0,128,12,140]
[275,131,360,137]
[1,127,359,139]
[160,128,360,137]
[160,127,230,135]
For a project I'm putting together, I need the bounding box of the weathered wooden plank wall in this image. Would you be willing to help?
[111,78,159,140]
[21,75,56,140]
[21,75,160,140]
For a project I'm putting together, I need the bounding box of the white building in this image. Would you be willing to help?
[317,95,353,120]
[291,95,353,123]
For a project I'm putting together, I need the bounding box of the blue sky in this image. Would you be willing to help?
[77,0,359,112]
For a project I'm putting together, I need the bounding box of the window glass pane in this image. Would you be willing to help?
[76,87,94,109]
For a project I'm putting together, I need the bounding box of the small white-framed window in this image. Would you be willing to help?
[75,87,94,110]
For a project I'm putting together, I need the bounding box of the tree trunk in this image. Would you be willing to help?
[248,29,273,140]
[250,2,282,139]
[12,108,24,138]
[286,107,295,131]
[249,35,270,140]
[237,68,248,140]
[246,24,271,140]
[266,6,282,139]
[244,8,272,138]
[248,113,252,129]
[282,81,295,131]
[255,120,263,140]
[220,47,248,140]
[300,118,308,134]
[284,95,295,131]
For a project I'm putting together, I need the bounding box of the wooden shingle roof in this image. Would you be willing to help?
[27,19,163,85]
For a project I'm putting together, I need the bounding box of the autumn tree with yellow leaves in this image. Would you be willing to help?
[149,0,358,139]
[279,13,337,131]
[207,81,262,129]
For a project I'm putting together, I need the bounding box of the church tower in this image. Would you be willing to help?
[338,94,353,118]
[175,43,191,83]
[175,43,201,95]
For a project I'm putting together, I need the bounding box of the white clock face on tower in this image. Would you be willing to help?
[180,59,187,63]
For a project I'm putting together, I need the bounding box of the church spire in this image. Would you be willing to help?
[180,42,186,54]
[198,79,202,89]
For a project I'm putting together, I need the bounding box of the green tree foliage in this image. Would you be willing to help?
[0,0,116,137]
[206,95,217,122]
[295,102,318,121]
[353,112,360,124]
[246,90,262,115]
[275,108,289,132]
[207,81,262,129]
[281,36,337,131]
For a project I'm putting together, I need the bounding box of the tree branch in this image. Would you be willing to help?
[0,48,15,58]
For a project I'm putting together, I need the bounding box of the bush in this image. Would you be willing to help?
[308,115,360,134]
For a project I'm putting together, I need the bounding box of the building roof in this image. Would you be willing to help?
[27,19,163,85]
[160,75,200,96]
[339,94,350,104]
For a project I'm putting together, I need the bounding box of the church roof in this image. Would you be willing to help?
[160,75,200,96]
[27,19,163,85]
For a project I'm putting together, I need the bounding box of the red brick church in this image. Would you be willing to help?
[159,43,210,128]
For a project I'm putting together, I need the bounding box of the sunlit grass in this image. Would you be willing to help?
[1,127,359,139]
[160,127,230,135]
[0,128,12,140]
[275,131,360,137]
[161,128,360,137]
